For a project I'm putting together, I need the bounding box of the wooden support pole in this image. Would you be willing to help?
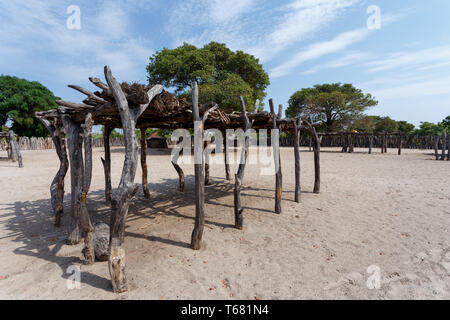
[440,133,447,160]
[140,128,150,198]
[101,126,112,205]
[269,99,282,214]
[190,81,217,250]
[398,134,402,155]
[80,113,95,265]
[104,66,162,292]
[434,135,439,160]
[293,118,301,203]
[234,98,258,229]
[61,114,84,245]
[306,118,321,194]
[204,140,210,185]
[36,116,69,226]
[223,130,231,180]
[368,135,373,154]
[171,136,185,192]
[384,134,388,153]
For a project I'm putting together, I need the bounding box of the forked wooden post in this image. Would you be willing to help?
[35,115,69,227]
[101,126,112,205]
[190,81,217,250]
[105,66,162,292]
[269,99,282,214]
[234,97,258,229]
[293,118,301,203]
[140,127,150,198]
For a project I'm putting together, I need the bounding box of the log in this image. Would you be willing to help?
[140,128,150,198]
[36,116,69,226]
[101,126,112,205]
[293,118,301,203]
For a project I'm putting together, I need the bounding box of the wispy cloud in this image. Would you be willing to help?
[165,0,360,62]
[366,45,450,73]
[302,51,371,74]
[0,0,154,85]
[270,28,370,78]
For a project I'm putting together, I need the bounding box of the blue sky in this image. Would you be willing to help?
[1,0,449,127]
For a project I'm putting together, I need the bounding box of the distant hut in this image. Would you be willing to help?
[146,131,168,148]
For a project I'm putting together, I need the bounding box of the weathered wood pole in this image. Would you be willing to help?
[293,118,301,203]
[440,133,447,160]
[101,126,112,205]
[398,134,403,155]
[384,134,388,153]
[105,66,163,292]
[204,140,210,185]
[190,82,217,250]
[8,131,23,167]
[234,97,258,229]
[341,134,348,153]
[368,135,373,154]
[80,113,95,265]
[140,128,150,198]
[306,118,321,194]
[269,99,282,214]
[61,114,83,245]
[171,136,185,192]
[223,130,231,180]
[434,135,439,160]
[36,116,69,226]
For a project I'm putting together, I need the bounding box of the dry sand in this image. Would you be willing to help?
[0,146,449,299]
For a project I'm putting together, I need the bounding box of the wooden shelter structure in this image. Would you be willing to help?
[0,131,23,168]
[35,66,321,293]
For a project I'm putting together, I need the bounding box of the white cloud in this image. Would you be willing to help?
[366,45,450,73]
[302,51,371,74]
[165,0,360,62]
[0,0,154,87]
[270,28,370,78]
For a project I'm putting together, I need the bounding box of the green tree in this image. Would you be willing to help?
[0,75,59,136]
[396,120,415,135]
[286,83,377,132]
[412,121,445,136]
[146,42,269,112]
[373,116,399,133]
[442,116,450,132]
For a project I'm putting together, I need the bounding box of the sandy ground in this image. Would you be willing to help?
[0,146,449,300]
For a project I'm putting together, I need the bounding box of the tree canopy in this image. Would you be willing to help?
[286,83,377,132]
[146,42,269,112]
[0,75,59,137]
